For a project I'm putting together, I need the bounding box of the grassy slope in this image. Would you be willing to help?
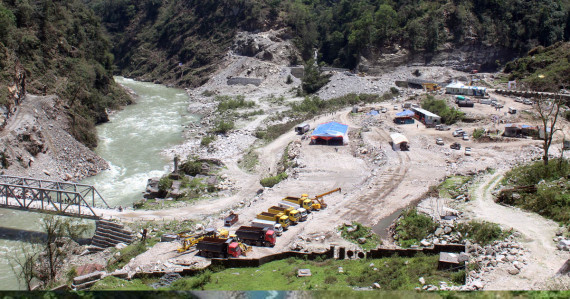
[93,255,464,291]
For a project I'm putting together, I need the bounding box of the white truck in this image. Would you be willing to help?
[278,201,308,221]
[251,219,283,236]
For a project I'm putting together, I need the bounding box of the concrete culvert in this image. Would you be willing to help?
[357,252,365,259]
[347,250,354,258]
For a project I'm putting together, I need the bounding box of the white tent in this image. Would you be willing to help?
[390,133,409,151]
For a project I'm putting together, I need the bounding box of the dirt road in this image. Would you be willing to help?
[468,171,570,290]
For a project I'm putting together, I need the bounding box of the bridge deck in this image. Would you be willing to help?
[0,175,109,219]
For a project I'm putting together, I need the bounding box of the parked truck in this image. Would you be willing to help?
[235,226,276,247]
[251,219,283,236]
[283,195,313,212]
[196,237,243,258]
[224,212,238,226]
[278,201,308,221]
[268,206,300,223]
[256,212,290,229]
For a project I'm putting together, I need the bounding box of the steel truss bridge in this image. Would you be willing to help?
[0,175,109,219]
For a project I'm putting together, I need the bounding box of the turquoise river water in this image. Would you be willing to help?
[0,77,196,290]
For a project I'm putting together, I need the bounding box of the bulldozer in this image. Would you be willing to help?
[311,188,342,210]
[177,228,229,253]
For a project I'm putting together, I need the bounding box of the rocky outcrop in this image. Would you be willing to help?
[359,43,516,75]
[232,29,301,65]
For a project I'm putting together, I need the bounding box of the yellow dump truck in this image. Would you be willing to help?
[283,195,313,212]
[268,206,300,224]
[256,212,290,230]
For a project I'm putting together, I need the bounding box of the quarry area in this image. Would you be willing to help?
[1,30,569,291]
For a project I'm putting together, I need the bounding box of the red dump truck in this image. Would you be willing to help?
[196,237,242,258]
[235,226,276,247]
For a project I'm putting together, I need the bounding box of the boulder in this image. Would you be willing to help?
[434,228,444,236]
[471,280,484,290]
[508,268,520,275]
[419,277,426,285]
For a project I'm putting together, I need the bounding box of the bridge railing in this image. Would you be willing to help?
[0,175,109,219]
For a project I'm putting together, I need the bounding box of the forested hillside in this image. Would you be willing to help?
[88,0,570,86]
[87,0,271,87]
[504,41,570,92]
[0,0,130,148]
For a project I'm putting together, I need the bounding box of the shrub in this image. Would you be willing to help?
[200,135,215,147]
[260,172,288,187]
[472,128,485,139]
[394,208,437,247]
[216,95,255,112]
[158,176,173,193]
[324,276,337,284]
[456,221,507,245]
[390,87,400,95]
[340,222,381,250]
[180,158,203,176]
[213,120,234,134]
[107,242,147,272]
[0,150,9,168]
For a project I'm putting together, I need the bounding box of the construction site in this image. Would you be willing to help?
[2,30,569,292]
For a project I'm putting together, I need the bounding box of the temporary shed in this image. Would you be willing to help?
[367,110,379,116]
[446,82,487,96]
[394,110,415,124]
[411,107,441,125]
[311,122,349,145]
[390,133,409,151]
[504,124,538,138]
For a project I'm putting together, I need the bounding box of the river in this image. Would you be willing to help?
[0,77,196,290]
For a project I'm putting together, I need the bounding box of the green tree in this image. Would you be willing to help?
[39,215,89,284]
[301,59,330,94]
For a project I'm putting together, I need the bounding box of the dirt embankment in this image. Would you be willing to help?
[0,95,107,181]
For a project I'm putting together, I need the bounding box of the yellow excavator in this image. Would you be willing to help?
[311,188,341,210]
[177,228,229,253]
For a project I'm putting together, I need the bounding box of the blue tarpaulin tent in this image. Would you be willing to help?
[394,109,416,124]
[367,110,379,116]
[311,122,349,145]
[396,110,415,117]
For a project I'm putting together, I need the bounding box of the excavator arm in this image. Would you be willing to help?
[312,188,341,209]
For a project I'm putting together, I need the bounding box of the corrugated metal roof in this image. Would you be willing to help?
[411,107,441,119]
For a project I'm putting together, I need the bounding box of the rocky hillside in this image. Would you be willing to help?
[0,0,130,148]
